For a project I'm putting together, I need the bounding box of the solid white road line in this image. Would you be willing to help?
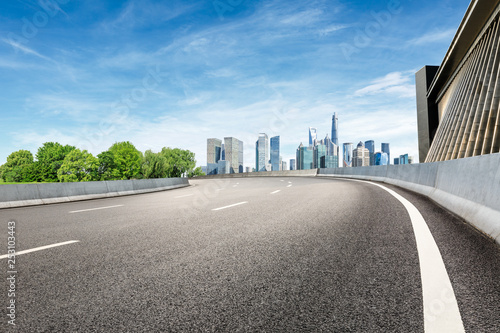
[212,201,248,211]
[270,190,281,194]
[0,240,80,259]
[362,180,465,333]
[69,205,124,214]
[175,194,194,198]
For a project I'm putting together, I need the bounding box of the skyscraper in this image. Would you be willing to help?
[314,144,327,168]
[238,140,244,173]
[375,152,389,165]
[343,143,353,167]
[352,141,370,167]
[270,136,280,171]
[297,143,314,170]
[309,127,317,146]
[365,140,375,166]
[331,113,339,146]
[256,133,269,172]
[290,159,296,170]
[207,138,222,175]
[224,137,241,174]
[381,143,390,164]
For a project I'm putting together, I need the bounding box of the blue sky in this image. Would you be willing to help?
[0,0,471,168]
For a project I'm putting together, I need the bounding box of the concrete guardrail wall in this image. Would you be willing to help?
[193,169,318,179]
[0,177,189,209]
[319,153,500,245]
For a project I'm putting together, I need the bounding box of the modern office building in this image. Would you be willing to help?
[290,159,296,170]
[343,143,353,167]
[281,161,287,171]
[221,144,225,161]
[296,143,314,170]
[245,166,251,173]
[381,143,390,164]
[309,127,317,146]
[394,158,400,165]
[207,138,222,165]
[375,152,389,166]
[224,137,242,174]
[270,136,280,171]
[416,0,500,162]
[352,141,370,167]
[399,154,409,165]
[331,113,339,146]
[217,160,230,174]
[255,133,269,172]
[314,144,327,168]
[365,140,375,166]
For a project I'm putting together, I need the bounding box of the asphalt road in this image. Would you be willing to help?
[1,177,499,332]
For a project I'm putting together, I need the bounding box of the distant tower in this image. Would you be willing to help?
[365,140,375,166]
[270,136,280,171]
[381,143,390,164]
[256,133,269,172]
[331,113,339,146]
[309,127,317,146]
[343,142,353,167]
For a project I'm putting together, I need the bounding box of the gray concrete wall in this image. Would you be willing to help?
[192,169,318,179]
[319,153,500,245]
[0,178,189,209]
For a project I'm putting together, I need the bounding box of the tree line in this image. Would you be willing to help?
[0,141,205,183]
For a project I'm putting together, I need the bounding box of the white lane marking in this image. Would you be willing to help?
[212,201,248,211]
[69,205,124,214]
[216,188,224,191]
[358,180,465,332]
[280,180,284,182]
[288,181,292,184]
[270,190,281,194]
[175,194,194,198]
[287,184,292,187]
[0,240,80,259]
[232,185,238,187]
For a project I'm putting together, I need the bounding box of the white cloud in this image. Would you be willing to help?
[408,29,456,46]
[1,38,53,62]
[354,71,415,98]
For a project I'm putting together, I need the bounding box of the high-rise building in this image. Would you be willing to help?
[245,166,251,173]
[352,141,370,167]
[207,138,222,165]
[256,133,269,172]
[281,161,287,171]
[238,140,244,173]
[314,144,327,168]
[309,127,317,146]
[381,143,390,164]
[296,143,314,170]
[217,160,230,174]
[374,152,389,165]
[324,134,339,168]
[365,140,375,166]
[224,137,241,174]
[290,159,296,170]
[221,144,225,161]
[331,113,339,146]
[399,154,409,165]
[394,157,400,165]
[270,136,280,171]
[343,143,353,167]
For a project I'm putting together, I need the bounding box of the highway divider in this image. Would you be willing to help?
[0,178,189,209]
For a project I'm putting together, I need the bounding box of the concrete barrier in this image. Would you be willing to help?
[192,169,318,179]
[319,153,500,245]
[0,178,189,209]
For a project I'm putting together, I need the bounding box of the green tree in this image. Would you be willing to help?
[57,149,99,182]
[188,167,205,178]
[1,150,34,182]
[107,141,143,180]
[36,142,76,182]
[97,150,116,180]
[142,150,169,179]
[160,147,196,178]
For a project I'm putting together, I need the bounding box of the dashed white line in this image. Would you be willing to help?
[357,180,465,332]
[270,190,281,194]
[0,240,80,259]
[175,194,194,198]
[212,201,248,211]
[69,205,124,214]
[287,184,292,187]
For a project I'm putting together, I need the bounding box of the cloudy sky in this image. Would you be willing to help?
[1,0,471,167]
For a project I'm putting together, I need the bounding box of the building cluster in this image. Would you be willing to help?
[206,137,243,175]
[295,113,340,170]
[204,113,413,174]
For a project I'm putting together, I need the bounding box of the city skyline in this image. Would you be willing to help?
[0,0,471,168]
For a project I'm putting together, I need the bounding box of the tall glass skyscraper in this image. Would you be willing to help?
[331,113,339,146]
[290,159,296,170]
[314,144,327,168]
[297,143,314,170]
[207,138,222,175]
[365,140,375,166]
[224,137,242,174]
[238,140,244,173]
[309,127,317,146]
[381,143,390,164]
[343,142,353,167]
[256,133,269,172]
[375,152,389,165]
[270,136,280,171]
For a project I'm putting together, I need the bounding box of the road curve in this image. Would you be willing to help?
[1,177,499,332]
